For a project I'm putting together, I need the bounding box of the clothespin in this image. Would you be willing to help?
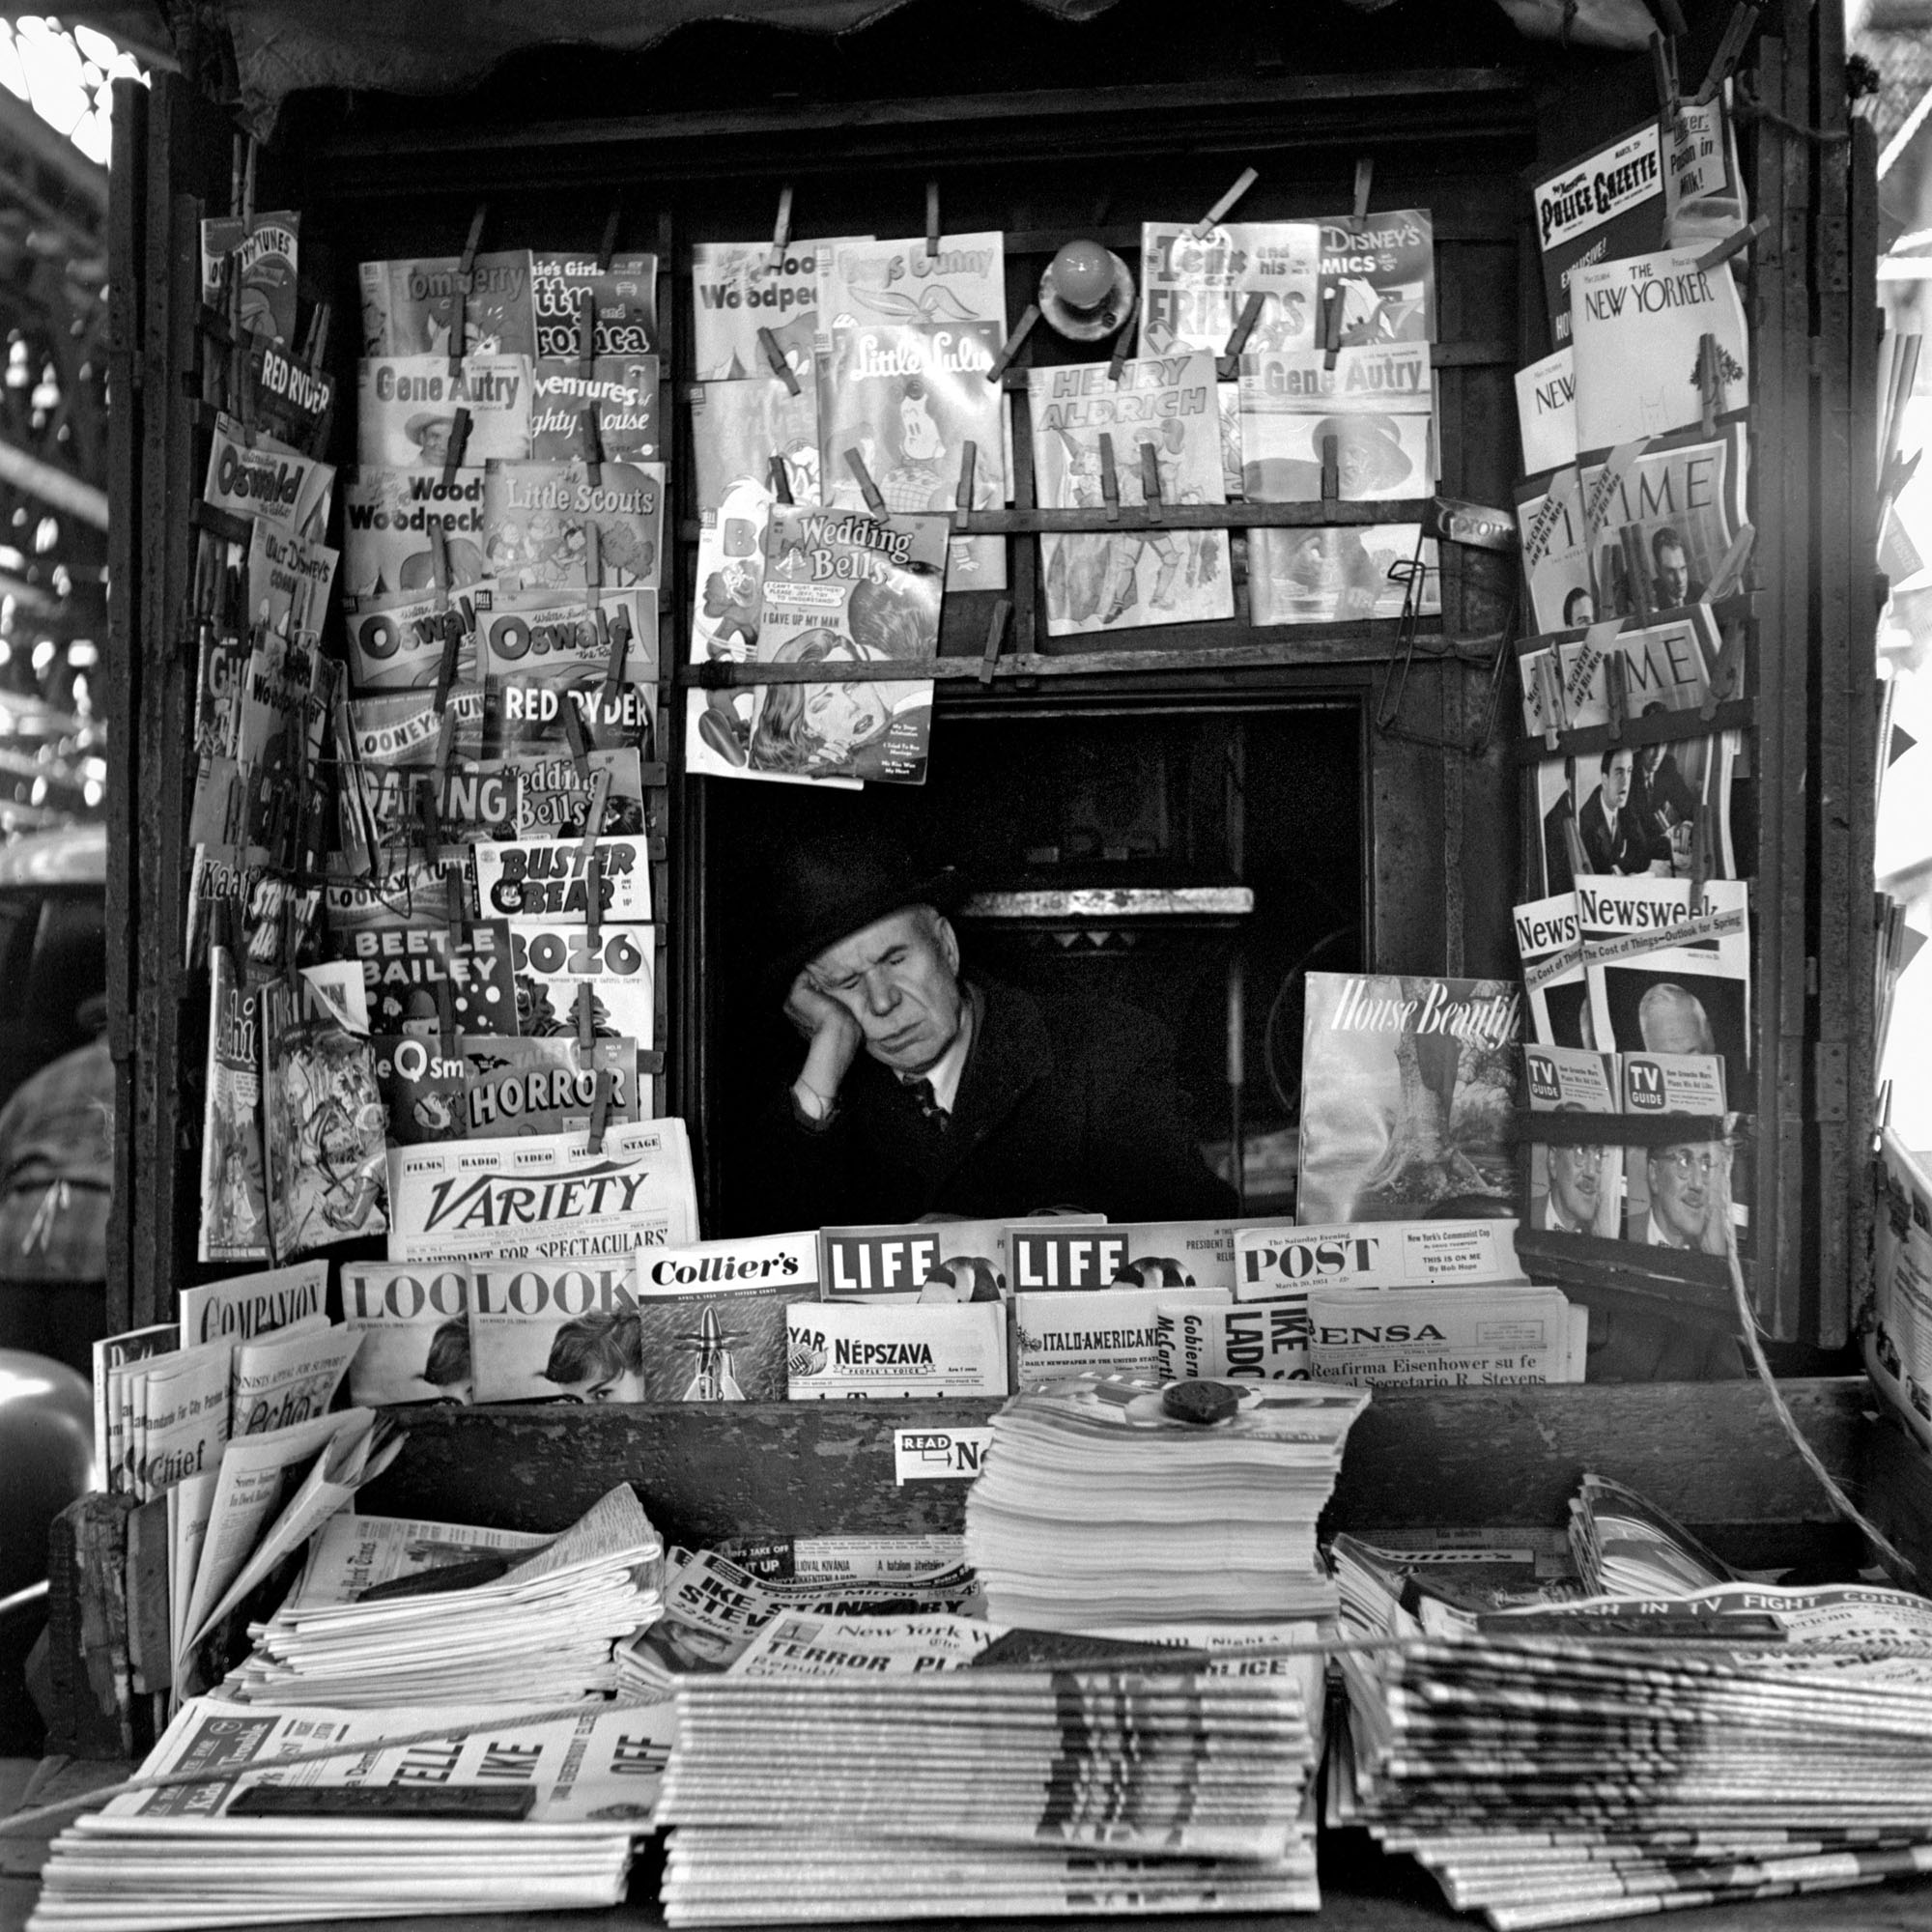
[1139,441,1162,511]
[416,771,442,867]
[925,181,941,260]
[768,185,793,272]
[1108,295,1139,383]
[429,521,451,612]
[955,441,978,519]
[576,980,597,1050]
[1706,524,1756,604]
[845,448,888,518]
[1621,525,1654,621]
[1694,214,1770,276]
[435,929,459,1065]
[1688,807,1712,902]
[580,765,612,850]
[583,519,602,591]
[1191,166,1258,242]
[1217,290,1265,380]
[597,197,624,274]
[986,305,1038,384]
[239,132,258,226]
[1702,620,1747,718]
[1650,32,1680,118]
[451,203,489,377]
[298,299,330,371]
[581,406,604,485]
[770,453,794,504]
[1321,287,1343,372]
[1320,433,1340,505]
[1352,157,1374,219]
[559,685,593,782]
[1695,331,1722,438]
[1535,655,1562,752]
[279,893,301,996]
[979,597,1010,687]
[600,602,632,710]
[582,851,604,948]
[1695,2,1757,104]
[1604,651,1629,742]
[758,327,800,396]
[441,410,471,487]
[432,608,465,714]
[585,1066,613,1153]
[1098,433,1121,522]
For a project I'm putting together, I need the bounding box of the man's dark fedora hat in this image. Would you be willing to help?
[767,824,966,992]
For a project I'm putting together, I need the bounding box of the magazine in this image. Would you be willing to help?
[370,1034,466,1145]
[1235,1220,1523,1296]
[346,914,520,1037]
[1622,1048,1726,1114]
[1007,1220,1236,1293]
[474,834,653,923]
[1013,1286,1227,1390]
[464,1034,644,1137]
[198,938,270,1265]
[690,237,865,382]
[1029,352,1234,637]
[1513,891,1593,1048]
[1138,220,1320,361]
[229,1319,362,1435]
[531,250,658,356]
[630,1232,812,1400]
[1296,971,1521,1223]
[708,500,946,786]
[1237,343,1435,499]
[469,1256,640,1403]
[482,457,664,591]
[1154,1299,1308,1383]
[1305,1283,1584,1386]
[506,920,655,1046]
[358,250,536,358]
[202,412,334,542]
[384,1119,697,1263]
[243,333,336,455]
[244,524,336,641]
[689,374,821,518]
[1514,346,1575,475]
[510,746,645,840]
[1526,1136,1624,1238]
[1513,420,1747,634]
[341,467,489,608]
[1569,245,1749,452]
[342,1260,475,1405]
[530,355,661,461]
[258,976,388,1261]
[356,355,532,468]
[342,586,484,695]
[820,1216,1084,1303]
[1524,1043,1617,1112]
[178,1260,327,1349]
[335,682,487,873]
[784,1300,1009,1399]
[1866,1129,1932,1449]
[201,211,299,345]
[1247,521,1436,627]
[480,587,658,758]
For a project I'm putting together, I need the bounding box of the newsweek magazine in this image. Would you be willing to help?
[631,1232,815,1400]
[689,374,820,519]
[1006,1219,1236,1293]
[1513,418,1747,645]
[341,1259,474,1405]
[506,920,656,1047]
[474,835,653,923]
[358,249,537,358]
[1305,1283,1584,1387]
[530,355,661,462]
[341,585,483,695]
[356,355,533,469]
[347,915,520,1037]
[819,1216,1037,1303]
[482,458,665,592]
[1513,890,1592,1048]
[1236,343,1435,501]
[1297,972,1521,1223]
[1029,352,1234,638]
[531,251,659,358]
[510,746,646,840]
[202,412,334,542]
[465,1034,645,1138]
[469,1257,641,1403]
[244,524,336,641]
[342,467,488,609]
[727,501,946,785]
[784,1300,1009,1399]
[1514,346,1576,475]
[258,976,388,1261]
[1569,245,1750,452]
[817,317,1009,591]
[201,210,299,345]
[690,236,863,382]
[198,937,270,1264]
[1013,1287,1226,1389]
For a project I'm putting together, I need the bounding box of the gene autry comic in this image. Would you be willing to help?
[357,356,533,469]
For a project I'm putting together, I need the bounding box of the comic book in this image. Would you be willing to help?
[346,914,520,1037]
[198,629,332,869]
[506,920,655,1047]
[479,586,657,759]
[184,847,319,984]
[334,682,486,874]
[341,1260,474,1405]
[469,1256,641,1403]
[1028,353,1234,638]
[474,835,653,923]
[530,355,661,461]
[1513,418,1747,634]
[198,938,270,1265]
[358,250,536,358]
[689,375,820,520]
[464,1033,645,1138]
[1236,342,1435,499]
[697,500,946,787]
[481,458,664,592]
[1316,210,1437,344]
[690,237,865,382]
[202,412,334,543]
[370,1034,466,1146]
[201,212,299,345]
[630,1233,814,1401]
[356,356,532,469]
[509,746,645,840]
[258,976,388,1261]
[817,231,1005,336]
[341,584,484,695]
[530,251,659,358]
[1138,221,1321,362]
[1297,972,1522,1223]
[1247,521,1436,628]
[341,467,489,609]
[243,334,335,456]
[244,524,335,641]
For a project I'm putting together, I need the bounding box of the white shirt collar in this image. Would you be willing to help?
[1646,1208,1694,1250]
[905,999,973,1115]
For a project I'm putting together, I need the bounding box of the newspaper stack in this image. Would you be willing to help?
[963,1375,1372,1627]
[29,1693,677,1932]
[222,1484,665,1707]
[1567,1470,1735,1598]
[657,1641,1321,1922]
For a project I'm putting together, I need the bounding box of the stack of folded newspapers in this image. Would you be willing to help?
[29,1694,677,1932]
[657,1637,1323,1922]
[221,1484,665,1708]
[963,1374,1372,1627]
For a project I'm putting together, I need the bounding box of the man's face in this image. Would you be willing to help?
[1641,994,1710,1056]
[1603,753,1633,810]
[808,907,964,1075]
[1548,1144,1604,1228]
[1648,1143,1715,1245]
[414,419,454,466]
[1658,543,1690,604]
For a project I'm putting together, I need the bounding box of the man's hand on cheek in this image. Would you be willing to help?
[787,969,862,1111]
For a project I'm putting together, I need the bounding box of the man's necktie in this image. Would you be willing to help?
[904,1077,949,1131]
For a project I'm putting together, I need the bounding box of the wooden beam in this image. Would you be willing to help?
[0,431,107,529]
